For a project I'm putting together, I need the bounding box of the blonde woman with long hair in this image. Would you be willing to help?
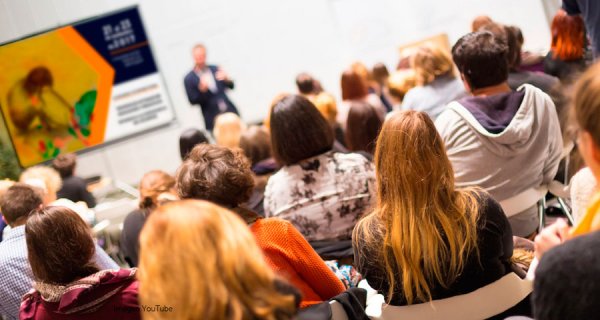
[352,111,528,316]
[138,200,299,320]
[401,44,466,119]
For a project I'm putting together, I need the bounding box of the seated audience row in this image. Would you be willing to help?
[0,184,117,319]
[3,11,600,319]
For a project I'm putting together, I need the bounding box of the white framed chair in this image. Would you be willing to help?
[499,183,575,233]
[362,273,532,320]
[499,186,549,232]
[499,141,576,232]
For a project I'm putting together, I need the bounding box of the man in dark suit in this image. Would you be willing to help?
[184,44,239,131]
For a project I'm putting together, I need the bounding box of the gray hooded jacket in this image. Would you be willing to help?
[435,84,563,208]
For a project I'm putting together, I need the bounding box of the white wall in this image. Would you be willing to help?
[0,0,551,184]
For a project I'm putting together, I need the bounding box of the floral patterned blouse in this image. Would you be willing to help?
[264,151,376,241]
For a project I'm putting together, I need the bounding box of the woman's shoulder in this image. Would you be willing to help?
[253,217,291,229]
[251,218,296,237]
[251,218,308,250]
[123,209,148,226]
[467,189,508,226]
[331,151,373,167]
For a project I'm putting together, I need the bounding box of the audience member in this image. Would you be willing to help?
[179,128,210,160]
[503,25,561,93]
[534,62,600,261]
[310,92,346,147]
[0,180,15,242]
[0,184,117,319]
[239,126,278,215]
[371,62,394,112]
[20,206,139,320]
[529,64,600,320]
[554,62,600,235]
[533,229,600,320]
[350,62,389,112]
[386,69,417,108]
[213,112,246,149]
[176,143,345,307]
[436,31,563,237]
[19,166,95,224]
[402,44,467,119]
[240,126,278,175]
[264,95,375,241]
[544,9,588,82]
[19,166,61,205]
[563,0,600,58]
[345,100,383,158]
[52,153,96,208]
[296,72,317,97]
[353,111,528,317]
[339,69,385,128]
[263,92,290,131]
[138,200,300,319]
[120,170,177,267]
[312,78,324,94]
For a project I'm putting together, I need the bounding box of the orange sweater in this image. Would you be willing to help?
[250,218,346,308]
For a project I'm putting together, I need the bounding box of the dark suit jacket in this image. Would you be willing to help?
[184,65,238,131]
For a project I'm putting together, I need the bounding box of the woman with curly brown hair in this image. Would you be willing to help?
[176,143,345,307]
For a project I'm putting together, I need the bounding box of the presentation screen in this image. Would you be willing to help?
[0,6,174,167]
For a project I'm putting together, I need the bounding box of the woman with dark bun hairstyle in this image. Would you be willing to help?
[120,170,177,267]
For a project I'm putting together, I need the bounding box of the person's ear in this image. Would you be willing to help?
[1,215,7,224]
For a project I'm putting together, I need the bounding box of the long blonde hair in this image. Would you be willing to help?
[138,200,297,320]
[213,112,246,149]
[354,110,480,304]
[19,166,62,204]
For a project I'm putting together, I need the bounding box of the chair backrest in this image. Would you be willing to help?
[365,273,532,320]
[499,186,548,217]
